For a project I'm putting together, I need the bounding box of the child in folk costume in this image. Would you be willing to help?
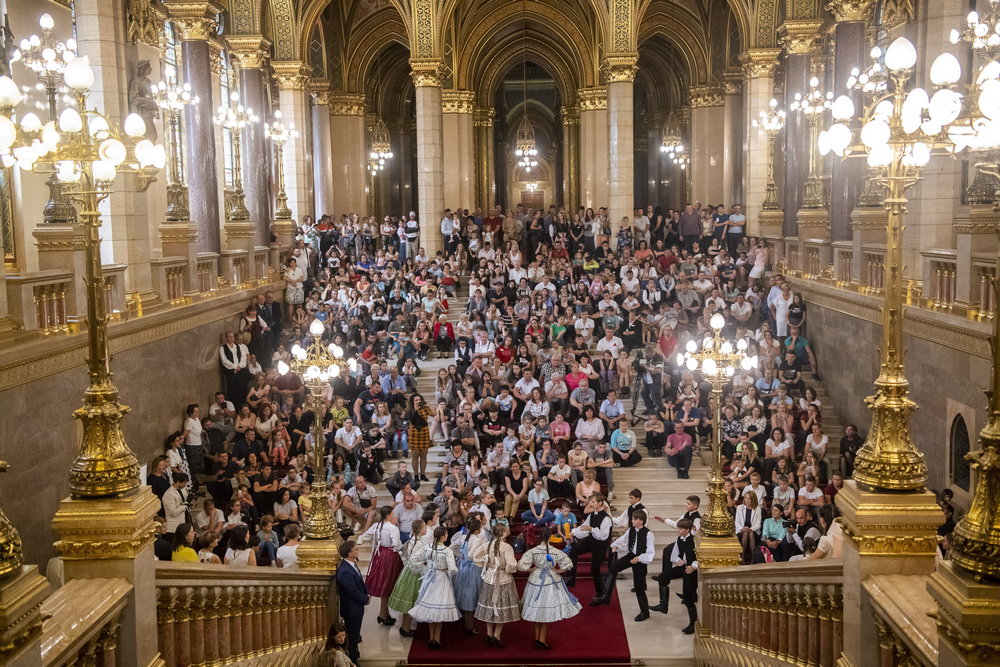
[358,506,403,626]
[388,520,430,638]
[472,523,520,648]
[408,526,460,649]
[452,517,486,634]
[517,528,582,650]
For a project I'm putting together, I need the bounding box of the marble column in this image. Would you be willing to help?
[272,62,313,231]
[310,84,334,217]
[475,107,497,209]
[778,21,821,238]
[328,93,367,217]
[562,106,580,210]
[578,88,609,211]
[166,0,223,254]
[741,49,782,235]
[722,77,744,207]
[646,111,663,208]
[689,85,727,206]
[828,4,872,242]
[228,36,272,246]
[66,0,156,303]
[606,58,638,231]
[441,90,476,211]
[411,61,446,254]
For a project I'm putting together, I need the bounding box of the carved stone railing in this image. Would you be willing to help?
[196,252,220,296]
[695,561,843,666]
[863,246,886,294]
[973,258,996,320]
[253,246,271,282]
[5,269,74,334]
[40,578,131,667]
[154,563,334,667]
[921,250,959,312]
[152,257,190,306]
[836,244,853,284]
[866,575,938,667]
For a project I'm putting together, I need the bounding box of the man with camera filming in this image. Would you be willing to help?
[778,508,823,561]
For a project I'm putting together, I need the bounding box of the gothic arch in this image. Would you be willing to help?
[474,36,579,107]
[638,6,711,84]
[453,1,595,93]
[344,12,411,92]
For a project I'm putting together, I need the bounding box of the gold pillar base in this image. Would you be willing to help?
[224,221,256,253]
[928,561,1000,667]
[795,207,831,241]
[694,534,741,570]
[297,537,342,572]
[0,565,50,667]
[272,219,295,250]
[758,209,784,237]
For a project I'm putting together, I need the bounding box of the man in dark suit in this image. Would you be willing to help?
[262,291,283,354]
[336,540,369,664]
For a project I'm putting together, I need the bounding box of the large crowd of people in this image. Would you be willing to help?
[145,200,931,666]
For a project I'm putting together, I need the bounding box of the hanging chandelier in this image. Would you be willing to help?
[660,113,684,158]
[515,117,538,171]
[368,117,393,173]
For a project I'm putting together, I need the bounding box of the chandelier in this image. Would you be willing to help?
[368,117,393,174]
[515,117,538,171]
[660,113,684,157]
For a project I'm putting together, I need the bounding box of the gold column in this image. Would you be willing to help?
[474,106,496,209]
[561,105,579,210]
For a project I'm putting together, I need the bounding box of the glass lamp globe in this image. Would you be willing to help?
[710,313,726,331]
[884,37,918,72]
[686,357,698,371]
[675,352,685,367]
[277,360,290,376]
[930,53,963,86]
[309,319,325,336]
[685,339,697,353]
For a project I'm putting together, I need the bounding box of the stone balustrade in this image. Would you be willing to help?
[153,257,192,306]
[694,561,843,666]
[865,575,938,667]
[39,577,132,667]
[862,246,886,294]
[5,270,74,334]
[154,563,334,667]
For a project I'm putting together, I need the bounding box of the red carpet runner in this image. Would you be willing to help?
[405,575,631,666]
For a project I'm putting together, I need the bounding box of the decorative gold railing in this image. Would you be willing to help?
[695,561,843,666]
[154,563,334,666]
[40,578,131,667]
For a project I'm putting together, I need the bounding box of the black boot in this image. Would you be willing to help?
[649,585,669,613]
[682,604,698,634]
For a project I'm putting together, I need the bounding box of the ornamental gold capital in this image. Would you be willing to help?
[825,0,875,22]
[409,59,447,87]
[473,106,495,127]
[162,0,224,41]
[328,92,366,116]
[442,90,475,114]
[577,87,607,111]
[560,106,579,126]
[272,61,310,90]
[604,54,639,83]
[226,34,271,69]
[778,20,824,55]
[742,48,783,78]
[309,80,332,105]
[689,84,725,108]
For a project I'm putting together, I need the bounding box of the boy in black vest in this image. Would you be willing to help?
[591,509,655,621]
[564,494,612,590]
[649,518,699,634]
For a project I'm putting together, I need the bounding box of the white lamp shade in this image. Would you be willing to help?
[332,344,344,358]
[920,118,943,137]
[88,116,110,139]
[19,113,42,133]
[151,144,167,169]
[91,159,116,181]
[290,343,302,357]
[929,89,964,126]
[884,37,918,72]
[901,88,929,134]
[831,95,855,121]
[0,76,22,107]
[277,360,290,375]
[685,357,698,371]
[867,143,894,167]
[348,358,358,371]
[309,318,325,336]
[123,113,147,138]
[98,138,126,165]
[0,117,16,149]
[910,142,931,166]
[685,339,697,353]
[818,130,832,156]
[827,123,853,152]
[58,108,83,133]
[63,56,94,90]
[702,358,717,375]
[860,119,891,148]
[710,313,726,330]
[979,79,1000,120]
[720,341,733,354]
[675,352,685,367]
[55,160,77,182]
[929,53,963,86]
[133,139,155,166]
[736,338,748,351]
[328,364,339,376]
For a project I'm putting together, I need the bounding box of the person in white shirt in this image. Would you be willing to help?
[574,315,595,343]
[162,474,190,533]
[508,266,528,283]
[335,418,363,462]
[565,494,612,588]
[219,330,250,405]
[591,510,655,621]
[649,518,699,633]
[596,331,624,359]
[513,370,540,404]
[275,524,301,569]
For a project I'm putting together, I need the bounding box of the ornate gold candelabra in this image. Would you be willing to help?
[790,76,833,209]
[676,313,758,537]
[753,98,786,211]
[152,64,197,221]
[278,320,347,558]
[0,56,164,496]
[265,109,297,220]
[214,88,256,222]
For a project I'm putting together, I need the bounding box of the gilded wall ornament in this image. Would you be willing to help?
[226,35,271,70]
[273,62,310,90]
[125,0,163,48]
[162,0,224,42]
[825,0,875,22]
[441,90,475,114]
[409,59,447,87]
[578,87,607,111]
[741,48,782,78]
[604,55,639,83]
[328,93,366,116]
[689,85,725,108]
[880,0,915,30]
[778,21,824,55]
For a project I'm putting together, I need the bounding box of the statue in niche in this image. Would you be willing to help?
[127,60,158,141]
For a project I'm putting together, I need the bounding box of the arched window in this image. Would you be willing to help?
[950,415,971,492]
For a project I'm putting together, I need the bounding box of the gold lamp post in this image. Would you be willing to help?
[752,98,786,211]
[790,76,833,209]
[11,12,78,224]
[265,109,298,220]
[152,64,198,221]
[278,319,348,568]
[214,88,256,222]
[675,313,758,540]
[0,56,165,496]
